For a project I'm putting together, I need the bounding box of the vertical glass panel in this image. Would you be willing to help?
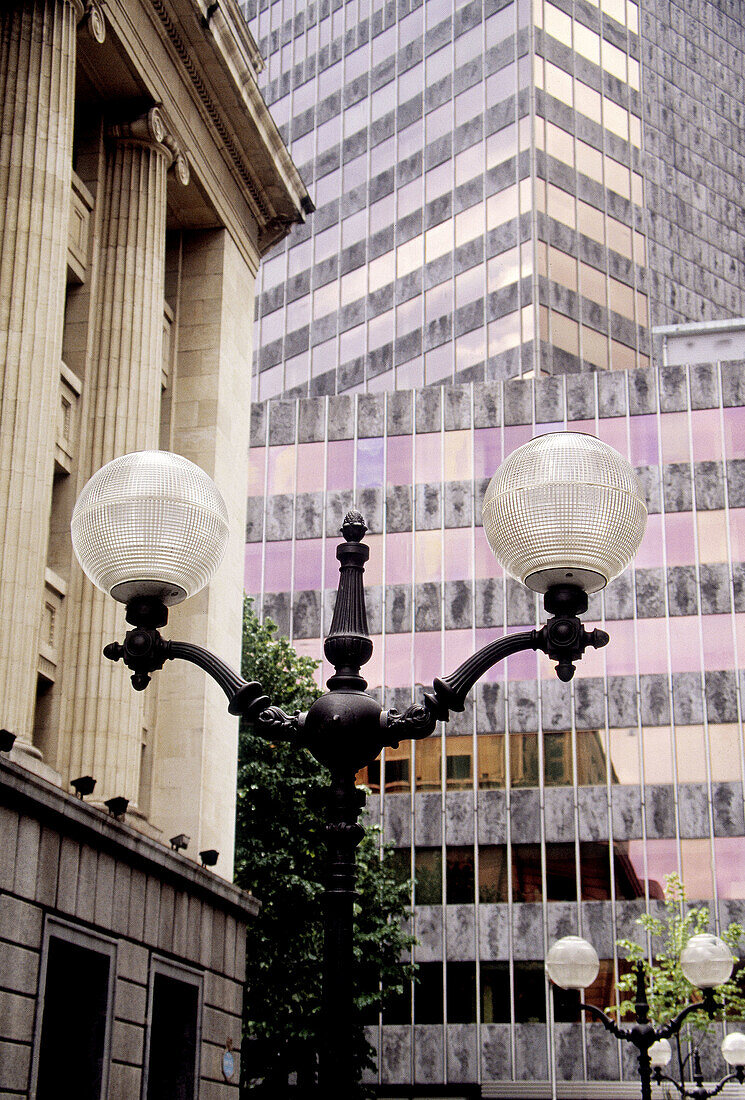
[512,843,542,902]
[715,838,745,899]
[608,728,641,785]
[514,962,547,1022]
[293,539,323,590]
[612,842,646,897]
[709,725,743,782]
[481,962,510,1023]
[479,845,509,901]
[543,730,572,785]
[415,432,442,482]
[385,531,413,585]
[264,541,292,592]
[414,962,444,1023]
[415,847,443,904]
[327,440,354,490]
[357,437,384,488]
[415,736,441,792]
[545,843,577,900]
[384,633,413,688]
[578,729,612,784]
[664,512,696,567]
[446,846,475,902]
[478,734,506,788]
[641,727,674,785]
[446,738,472,790]
[509,732,538,787]
[681,839,714,900]
[383,743,412,792]
[444,528,473,581]
[447,962,477,1023]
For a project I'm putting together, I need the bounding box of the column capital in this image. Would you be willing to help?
[107,107,190,185]
[76,0,106,43]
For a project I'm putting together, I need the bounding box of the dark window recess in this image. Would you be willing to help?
[446,846,475,903]
[414,847,443,905]
[447,962,477,1023]
[511,844,542,903]
[147,973,200,1100]
[446,752,471,789]
[481,961,510,1023]
[367,756,410,792]
[581,842,645,900]
[414,962,444,1024]
[513,961,547,1023]
[511,843,577,902]
[36,937,111,1100]
[479,845,509,903]
[386,847,412,890]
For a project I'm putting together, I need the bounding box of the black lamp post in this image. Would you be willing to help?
[652,1044,745,1100]
[71,435,649,1096]
[546,935,740,1100]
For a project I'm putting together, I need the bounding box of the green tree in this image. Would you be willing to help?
[613,873,745,1079]
[234,598,415,1094]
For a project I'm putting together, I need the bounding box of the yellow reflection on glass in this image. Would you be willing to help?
[681,839,714,899]
[609,727,640,784]
[697,511,728,564]
[478,734,506,789]
[415,529,442,582]
[444,430,472,481]
[709,724,743,782]
[267,444,296,495]
[415,735,441,791]
[582,325,609,370]
[675,726,707,783]
[642,727,674,785]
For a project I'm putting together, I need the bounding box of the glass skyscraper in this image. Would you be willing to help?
[239,0,745,1092]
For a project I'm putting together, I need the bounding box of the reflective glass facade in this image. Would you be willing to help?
[245,364,745,1090]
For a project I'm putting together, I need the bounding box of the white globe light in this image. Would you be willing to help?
[71,451,229,606]
[482,432,648,594]
[721,1032,745,1067]
[680,933,734,989]
[546,936,599,990]
[649,1039,672,1068]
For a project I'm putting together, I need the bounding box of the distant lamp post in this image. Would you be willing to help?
[546,934,736,1100]
[72,435,646,1095]
[650,1034,745,1099]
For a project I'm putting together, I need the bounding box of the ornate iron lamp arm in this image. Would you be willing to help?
[654,1047,745,1100]
[577,1000,633,1041]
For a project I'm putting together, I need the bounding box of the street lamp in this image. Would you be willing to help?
[650,1033,745,1099]
[71,434,647,1095]
[546,934,737,1100]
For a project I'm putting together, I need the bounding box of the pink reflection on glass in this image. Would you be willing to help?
[387,435,413,485]
[297,442,326,492]
[567,420,595,434]
[327,440,354,490]
[364,635,383,690]
[444,528,473,581]
[503,425,533,456]
[715,838,745,899]
[660,411,690,464]
[573,639,606,679]
[415,530,442,582]
[597,417,629,459]
[385,532,413,585]
[444,629,472,675]
[634,619,673,674]
[415,433,442,482]
[244,543,262,594]
[634,513,664,569]
[364,534,383,585]
[325,544,340,588]
[629,415,659,467]
[603,619,637,676]
[357,437,384,488]
[701,615,734,669]
[415,631,444,687]
[267,444,296,495]
[474,427,502,478]
[474,534,501,579]
[735,614,745,661]
[475,627,507,682]
[681,839,714,900]
[506,647,537,680]
[729,510,745,561]
[690,409,723,463]
[665,512,696,566]
[533,421,564,437]
[294,539,323,590]
[264,541,292,592]
[385,632,413,687]
[626,838,677,899]
[723,408,745,460]
[247,447,265,496]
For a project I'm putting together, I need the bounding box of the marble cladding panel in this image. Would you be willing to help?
[634,464,662,513]
[610,785,643,840]
[603,572,634,619]
[566,373,597,420]
[580,900,614,957]
[511,903,544,960]
[294,491,324,538]
[534,375,564,422]
[553,1022,584,1080]
[361,1026,379,1084]
[445,905,476,961]
[734,564,745,612]
[357,393,384,437]
[546,901,578,946]
[267,400,295,444]
[415,482,441,529]
[658,365,688,412]
[385,584,412,633]
[386,484,413,532]
[645,784,676,838]
[415,582,442,631]
[627,368,657,415]
[509,788,541,844]
[245,496,264,542]
[477,789,507,844]
[705,670,739,722]
[577,787,609,841]
[598,370,628,416]
[695,461,726,510]
[325,488,354,532]
[472,381,502,428]
[415,791,443,845]
[585,1023,621,1080]
[543,788,574,842]
[383,793,411,845]
[503,377,533,425]
[365,584,383,634]
[261,591,290,635]
[479,904,510,960]
[727,460,745,508]
[298,397,324,442]
[481,1024,512,1080]
[249,401,266,446]
[677,783,710,838]
[475,578,504,628]
[414,906,443,961]
[265,493,294,540]
[573,677,606,729]
[640,674,670,725]
[662,463,693,512]
[358,485,383,532]
[365,793,381,828]
[614,898,647,945]
[539,678,573,731]
[506,579,536,626]
[445,791,474,844]
[446,1024,478,1083]
[444,385,472,430]
[387,390,413,436]
[446,695,475,736]
[607,675,639,727]
[444,480,472,527]
[667,564,699,615]
[476,681,506,734]
[722,362,745,407]
[292,590,321,638]
[699,562,732,613]
[381,1025,412,1083]
[635,567,666,617]
[416,386,442,432]
[689,365,720,410]
[507,680,538,733]
[444,580,474,630]
[327,394,354,440]
[514,1023,548,1079]
[720,899,745,928]
[713,782,745,836]
[414,1024,444,1083]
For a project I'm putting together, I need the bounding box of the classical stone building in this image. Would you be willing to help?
[0,1,308,1095]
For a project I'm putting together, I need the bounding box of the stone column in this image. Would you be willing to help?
[63,108,189,806]
[0,0,85,746]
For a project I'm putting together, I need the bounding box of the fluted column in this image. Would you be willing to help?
[64,108,188,804]
[0,0,84,744]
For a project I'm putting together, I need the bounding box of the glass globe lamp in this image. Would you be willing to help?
[721,1032,745,1067]
[482,432,648,594]
[546,936,600,990]
[680,933,734,989]
[71,450,229,606]
[649,1039,672,1069]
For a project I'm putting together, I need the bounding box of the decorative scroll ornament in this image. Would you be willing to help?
[78,0,106,43]
[108,108,190,185]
